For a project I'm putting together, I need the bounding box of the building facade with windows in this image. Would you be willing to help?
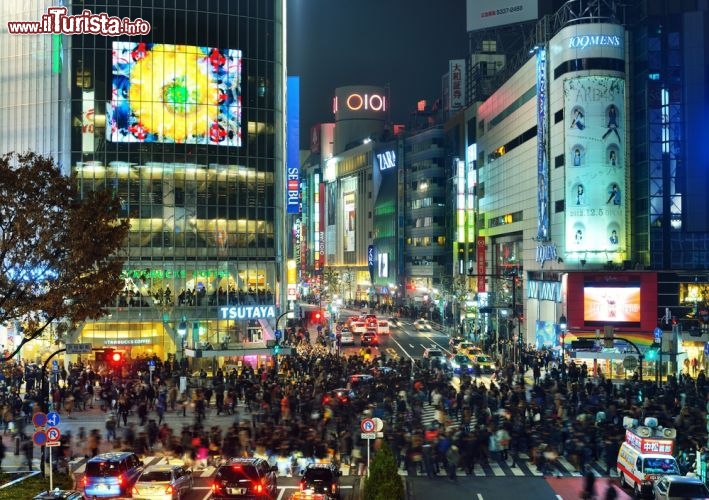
[0,0,286,365]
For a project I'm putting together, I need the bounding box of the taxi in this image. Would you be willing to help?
[472,354,496,374]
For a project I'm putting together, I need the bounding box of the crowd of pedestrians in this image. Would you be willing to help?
[2,332,709,487]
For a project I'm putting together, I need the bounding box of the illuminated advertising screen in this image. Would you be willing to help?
[343,191,356,252]
[564,76,625,261]
[583,283,641,326]
[107,42,242,146]
[379,252,389,278]
[535,320,558,349]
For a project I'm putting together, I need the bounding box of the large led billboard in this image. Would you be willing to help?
[564,76,626,260]
[107,42,242,146]
[583,283,641,326]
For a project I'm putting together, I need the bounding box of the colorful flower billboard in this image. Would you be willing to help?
[107,42,242,146]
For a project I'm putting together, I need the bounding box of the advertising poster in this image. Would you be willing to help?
[327,181,337,227]
[535,320,558,349]
[564,76,625,258]
[107,42,242,146]
[536,48,549,241]
[343,191,356,252]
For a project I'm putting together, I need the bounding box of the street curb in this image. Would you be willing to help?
[0,470,41,489]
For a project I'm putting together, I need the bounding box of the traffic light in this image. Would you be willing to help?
[645,345,660,361]
[273,344,280,355]
[106,349,125,368]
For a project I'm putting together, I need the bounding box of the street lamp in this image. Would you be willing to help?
[177,318,187,359]
[559,314,567,375]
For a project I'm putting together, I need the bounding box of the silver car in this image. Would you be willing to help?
[653,475,709,500]
[131,464,193,500]
[339,328,355,345]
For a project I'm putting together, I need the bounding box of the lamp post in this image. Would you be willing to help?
[177,318,187,360]
[559,314,567,377]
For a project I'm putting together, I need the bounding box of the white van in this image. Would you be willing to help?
[617,422,680,497]
[377,320,390,335]
[351,321,367,335]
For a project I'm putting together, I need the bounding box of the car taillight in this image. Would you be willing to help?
[332,483,337,493]
[81,476,88,487]
[117,474,124,486]
[254,483,264,493]
[165,485,175,494]
[299,480,305,490]
[211,482,222,493]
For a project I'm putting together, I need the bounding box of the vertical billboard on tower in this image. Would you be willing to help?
[343,191,356,252]
[449,59,466,111]
[536,48,549,241]
[564,76,625,259]
[286,76,301,214]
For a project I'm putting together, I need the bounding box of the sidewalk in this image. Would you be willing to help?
[1,400,255,472]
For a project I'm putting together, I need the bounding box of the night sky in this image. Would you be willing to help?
[287,0,468,147]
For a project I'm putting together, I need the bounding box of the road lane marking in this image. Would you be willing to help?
[389,336,416,362]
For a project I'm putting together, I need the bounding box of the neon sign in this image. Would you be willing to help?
[376,150,397,171]
[569,35,622,50]
[218,305,276,320]
[346,93,386,112]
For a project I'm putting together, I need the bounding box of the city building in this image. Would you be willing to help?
[0,1,286,368]
[456,0,709,375]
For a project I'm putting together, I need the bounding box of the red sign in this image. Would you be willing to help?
[625,430,674,455]
[361,418,375,433]
[32,412,47,428]
[477,236,487,292]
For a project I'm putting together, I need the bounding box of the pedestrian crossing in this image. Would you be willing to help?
[67,450,611,481]
[416,403,611,479]
[420,401,465,429]
[69,455,220,478]
[397,452,609,478]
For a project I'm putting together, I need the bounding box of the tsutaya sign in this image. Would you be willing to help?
[218,305,276,320]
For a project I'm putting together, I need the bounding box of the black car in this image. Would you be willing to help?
[299,463,341,499]
[361,330,379,346]
[211,458,278,499]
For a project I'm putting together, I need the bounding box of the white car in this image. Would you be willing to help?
[414,319,432,331]
[339,328,355,345]
[422,348,447,368]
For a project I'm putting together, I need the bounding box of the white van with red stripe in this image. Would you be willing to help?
[616,418,680,498]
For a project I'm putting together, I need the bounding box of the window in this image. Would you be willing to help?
[554,109,564,123]
[555,199,565,213]
[554,154,564,168]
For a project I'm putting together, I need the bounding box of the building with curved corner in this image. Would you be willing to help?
[0,0,286,368]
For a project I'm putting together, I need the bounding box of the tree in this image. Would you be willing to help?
[363,441,405,500]
[0,152,130,361]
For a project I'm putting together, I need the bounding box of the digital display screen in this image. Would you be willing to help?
[107,42,242,146]
[584,284,641,326]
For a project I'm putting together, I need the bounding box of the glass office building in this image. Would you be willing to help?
[0,1,285,360]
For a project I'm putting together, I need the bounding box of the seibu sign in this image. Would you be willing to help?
[625,429,674,455]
